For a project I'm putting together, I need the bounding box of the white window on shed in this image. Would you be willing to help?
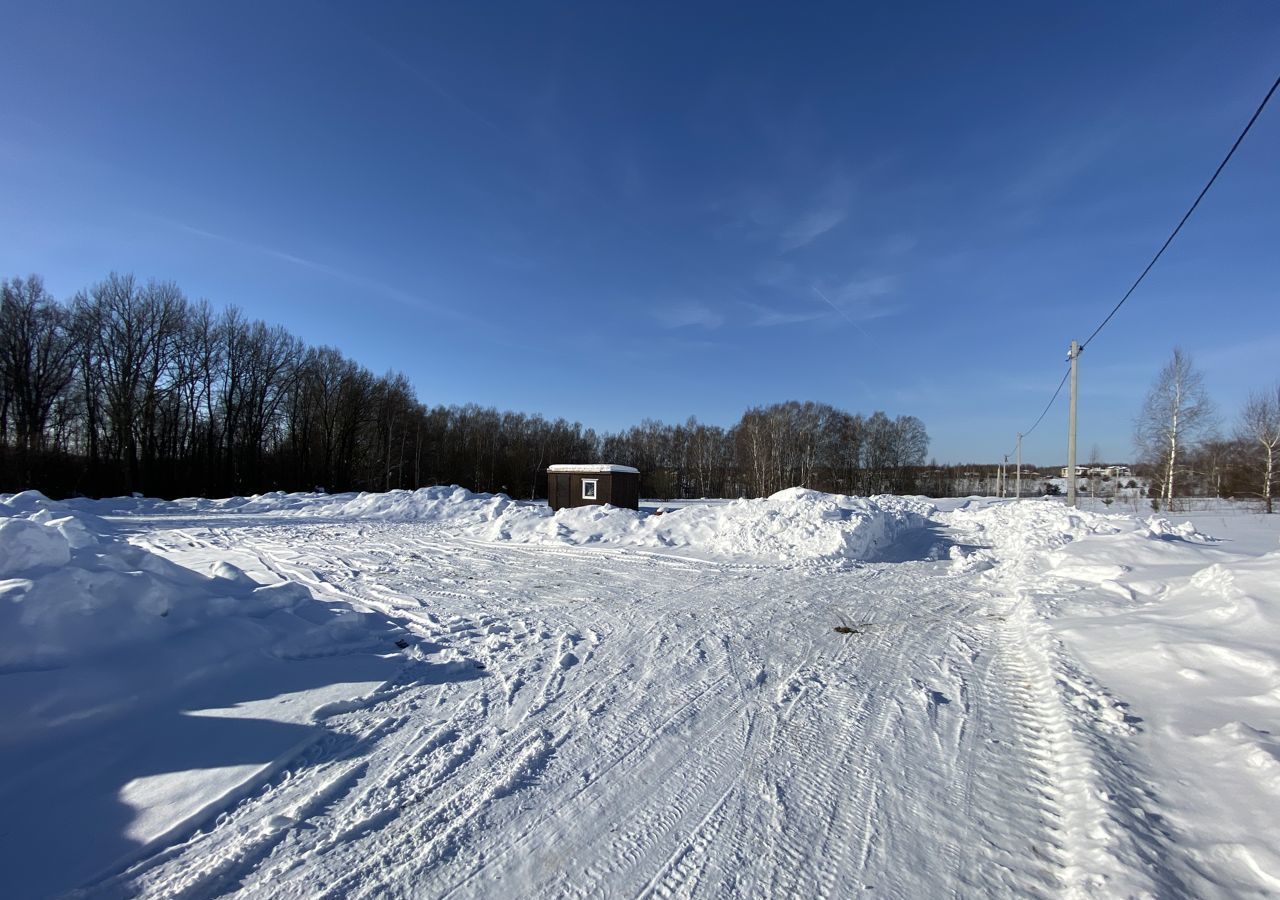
[582,478,598,500]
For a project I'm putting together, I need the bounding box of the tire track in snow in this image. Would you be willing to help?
[259,594,747,896]
[90,519,1083,899]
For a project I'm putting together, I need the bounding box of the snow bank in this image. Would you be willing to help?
[0,517,71,576]
[946,498,1130,555]
[0,492,400,671]
[67,486,523,523]
[302,486,522,523]
[237,485,935,563]
[947,498,1280,894]
[70,486,935,565]
[474,488,935,564]
[943,498,1220,579]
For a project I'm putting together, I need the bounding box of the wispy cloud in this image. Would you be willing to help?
[173,222,335,275]
[778,207,846,252]
[1003,132,1114,207]
[359,34,503,134]
[831,274,898,307]
[1196,333,1280,374]
[654,302,724,330]
[753,259,797,289]
[162,219,475,324]
[724,171,854,253]
[811,275,902,328]
[746,266,903,330]
[744,301,828,328]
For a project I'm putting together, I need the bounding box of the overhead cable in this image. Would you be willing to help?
[1080,73,1279,350]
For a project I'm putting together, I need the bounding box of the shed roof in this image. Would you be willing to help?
[547,464,639,474]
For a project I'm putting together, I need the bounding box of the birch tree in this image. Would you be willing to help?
[1134,348,1215,506]
[1237,386,1280,513]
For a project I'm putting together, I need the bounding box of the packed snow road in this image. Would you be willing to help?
[87,517,1061,899]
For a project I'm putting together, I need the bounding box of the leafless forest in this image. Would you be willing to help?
[6,274,1275,506]
[1,273,932,500]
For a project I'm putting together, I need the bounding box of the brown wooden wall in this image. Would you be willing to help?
[547,471,640,511]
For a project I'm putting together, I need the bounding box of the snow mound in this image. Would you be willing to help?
[0,493,397,671]
[1145,516,1219,543]
[67,486,523,523]
[300,485,521,522]
[944,499,1219,589]
[945,498,1129,555]
[0,517,72,577]
[476,488,935,564]
[316,487,938,564]
[946,499,1216,562]
[62,486,936,564]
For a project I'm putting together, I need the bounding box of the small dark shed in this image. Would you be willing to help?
[547,464,640,511]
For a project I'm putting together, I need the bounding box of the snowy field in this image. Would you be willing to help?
[2,488,1279,898]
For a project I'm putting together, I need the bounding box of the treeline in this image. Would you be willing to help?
[1149,438,1277,508]
[602,403,928,498]
[1,272,930,500]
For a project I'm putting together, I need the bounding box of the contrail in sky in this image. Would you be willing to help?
[812,285,869,339]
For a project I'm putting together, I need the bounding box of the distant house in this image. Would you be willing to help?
[547,464,640,511]
[1060,464,1132,478]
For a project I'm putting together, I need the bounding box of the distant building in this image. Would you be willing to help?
[1060,464,1132,478]
[547,464,640,511]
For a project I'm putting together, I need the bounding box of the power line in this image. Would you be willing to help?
[1007,365,1071,458]
[1081,73,1280,350]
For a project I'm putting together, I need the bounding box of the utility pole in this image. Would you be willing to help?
[1002,454,1009,498]
[1016,433,1022,499]
[1067,340,1080,508]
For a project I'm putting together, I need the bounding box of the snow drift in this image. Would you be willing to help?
[0,492,418,897]
[68,486,936,565]
[943,497,1219,576]
[475,487,935,564]
[0,492,398,671]
[945,497,1280,894]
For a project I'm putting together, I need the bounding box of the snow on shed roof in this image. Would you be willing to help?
[547,464,639,474]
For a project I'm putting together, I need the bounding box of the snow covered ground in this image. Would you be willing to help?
[2,488,1278,898]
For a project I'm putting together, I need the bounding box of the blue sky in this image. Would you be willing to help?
[2,2,1277,465]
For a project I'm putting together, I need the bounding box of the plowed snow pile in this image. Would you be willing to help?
[943,498,1220,576]
[0,491,399,672]
[70,486,935,564]
[476,487,934,563]
[1,492,413,895]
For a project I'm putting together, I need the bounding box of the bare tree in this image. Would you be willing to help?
[1088,443,1103,499]
[3,269,946,501]
[1237,386,1280,513]
[73,274,145,491]
[0,276,80,478]
[1134,347,1215,507]
[862,411,895,494]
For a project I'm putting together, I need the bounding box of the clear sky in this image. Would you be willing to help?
[2,1,1277,465]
